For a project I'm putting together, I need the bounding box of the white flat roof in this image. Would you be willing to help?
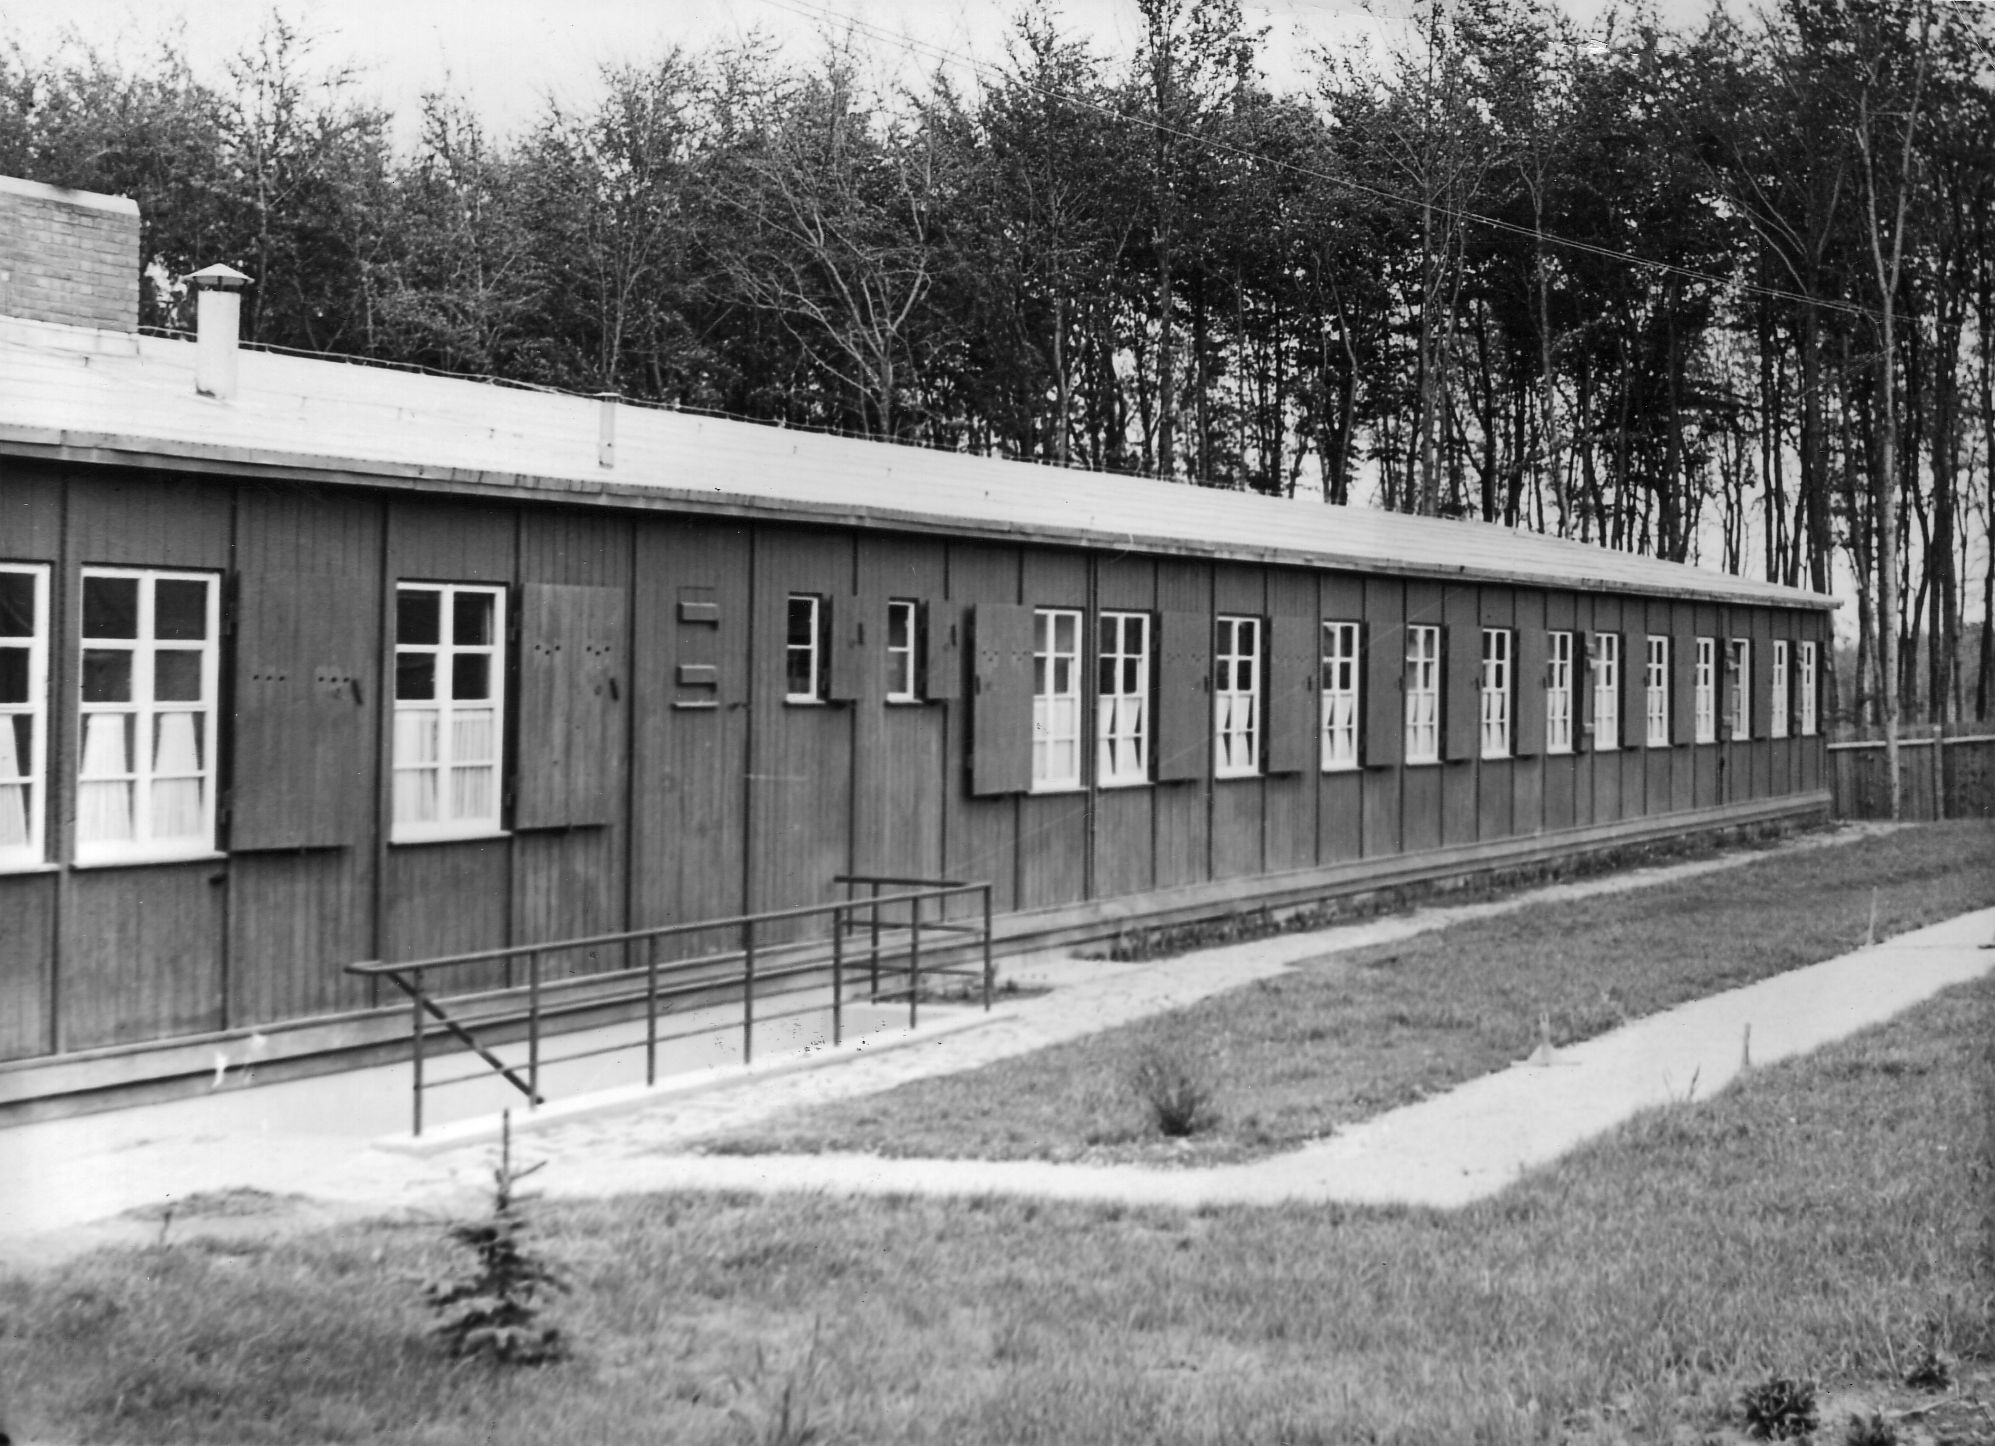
[0,316,1831,610]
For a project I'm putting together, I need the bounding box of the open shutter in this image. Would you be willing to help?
[1672,617,1697,744]
[969,603,1033,796]
[1574,633,1595,752]
[1443,624,1479,761]
[1362,620,1401,768]
[1621,633,1645,748]
[230,572,371,850]
[1750,627,1772,738]
[924,601,963,701]
[1155,610,1210,782]
[516,582,627,829]
[1266,613,1316,774]
[1514,625,1545,757]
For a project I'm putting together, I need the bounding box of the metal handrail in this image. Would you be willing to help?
[346,877,993,1136]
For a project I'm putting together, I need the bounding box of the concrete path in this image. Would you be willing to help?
[4,823,1987,1264]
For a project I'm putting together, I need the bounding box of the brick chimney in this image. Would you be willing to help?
[0,175,140,333]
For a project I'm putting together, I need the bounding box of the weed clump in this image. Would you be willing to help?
[1843,1410,1897,1446]
[424,1112,567,1366]
[1130,1045,1217,1138]
[1739,1375,1818,1440]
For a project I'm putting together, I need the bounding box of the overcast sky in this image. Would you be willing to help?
[5,0,1706,143]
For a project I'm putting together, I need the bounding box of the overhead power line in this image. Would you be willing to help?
[752,0,1882,323]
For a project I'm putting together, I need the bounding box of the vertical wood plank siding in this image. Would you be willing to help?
[0,453,1834,1073]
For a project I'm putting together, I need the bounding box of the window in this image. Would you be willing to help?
[1728,639,1750,740]
[1404,625,1440,764]
[1645,636,1670,747]
[1321,621,1360,770]
[0,565,49,868]
[1798,641,1818,736]
[1695,638,1717,743]
[886,599,920,702]
[393,583,504,841]
[1591,632,1620,751]
[1479,629,1511,759]
[1546,631,1574,754]
[1214,616,1261,777]
[785,594,824,703]
[76,568,219,864]
[1770,640,1789,739]
[1097,611,1150,786]
[1033,608,1082,790]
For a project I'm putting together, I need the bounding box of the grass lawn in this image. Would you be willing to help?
[2,968,1990,1445]
[692,821,1995,1166]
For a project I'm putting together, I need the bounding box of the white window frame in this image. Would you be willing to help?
[1404,625,1440,765]
[1097,611,1150,787]
[1591,632,1620,751]
[1695,637,1717,743]
[1645,636,1670,748]
[1770,640,1789,739]
[1729,638,1750,741]
[885,599,920,703]
[75,567,221,866]
[1214,615,1262,778]
[1479,628,1511,759]
[785,594,825,704]
[1798,641,1818,736]
[0,563,50,870]
[1032,607,1083,791]
[1321,621,1360,771]
[1545,631,1574,755]
[392,582,506,844]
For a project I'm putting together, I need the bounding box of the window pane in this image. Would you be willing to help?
[79,712,132,777]
[153,711,204,773]
[396,653,436,701]
[451,652,491,702]
[393,768,439,826]
[453,709,497,764]
[153,579,208,640]
[0,714,29,780]
[83,649,133,703]
[77,780,133,843]
[154,650,203,703]
[1054,613,1077,654]
[394,709,440,766]
[83,576,139,639]
[1124,657,1141,695]
[0,782,26,850]
[1100,656,1116,694]
[889,604,911,651]
[0,647,26,705]
[787,597,815,648]
[0,573,33,638]
[153,778,205,839]
[452,591,494,647]
[786,646,813,698]
[397,590,441,646]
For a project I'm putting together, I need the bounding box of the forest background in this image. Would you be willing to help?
[2,0,1991,737]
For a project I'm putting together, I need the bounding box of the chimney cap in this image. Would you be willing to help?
[186,263,252,290]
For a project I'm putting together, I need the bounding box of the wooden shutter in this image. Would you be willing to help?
[826,593,875,704]
[1155,609,1210,783]
[1621,633,1646,748]
[516,582,627,828]
[1443,624,1479,762]
[1750,627,1772,738]
[924,601,964,701]
[1513,625,1545,757]
[230,572,371,850]
[1672,617,1697,744]
[1266,612,1316,774]
[969,603,1033,796]
[1362,619,1401,769]
[1574,632,1595,752]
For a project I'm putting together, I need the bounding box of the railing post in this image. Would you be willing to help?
[908,892,921,1031]
[832,903,845,1047]
[645,935,659,1088]
[982,884,994,1013]
[743,916,756,1065]
[527,950,541,1109]
[869,879,882,999]
[410,972,425,1138]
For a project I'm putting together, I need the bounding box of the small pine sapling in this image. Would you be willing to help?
[424,1111,567,1365]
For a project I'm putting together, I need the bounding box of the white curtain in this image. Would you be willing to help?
[151,712,204,839]
[0,718,25,848]
[393,709,440,825]
[78,713,133,843]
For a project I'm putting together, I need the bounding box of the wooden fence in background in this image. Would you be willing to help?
[1828,726,1995,821]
